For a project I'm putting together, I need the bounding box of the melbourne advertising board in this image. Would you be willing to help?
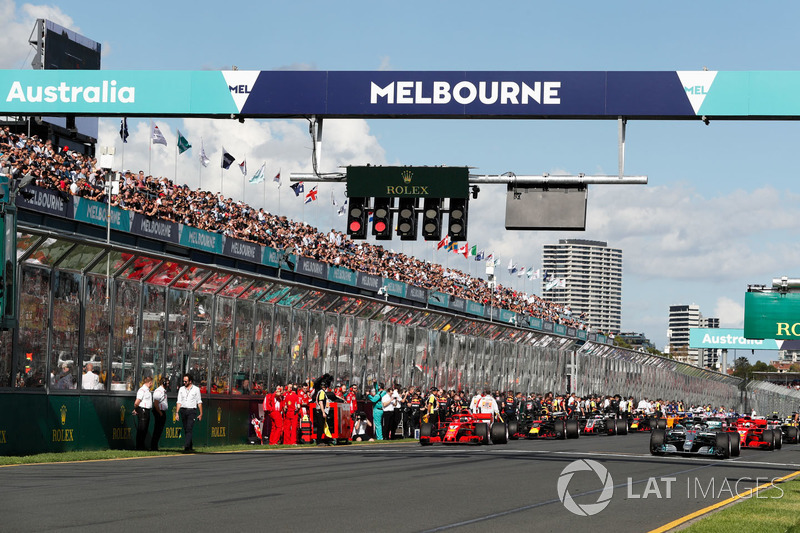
[7,70,800,119]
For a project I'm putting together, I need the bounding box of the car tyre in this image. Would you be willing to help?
[475,423,490,445]
[491,422,508,444]
[555,420,567,440]
[615,418,628,435]
[657,419,667,430]
[763,429,775,451]
[729,431,740,457]
[716,433,731,459]
[650,428,666,456]
[565,419,580,439]
[420,422,434,446]
[775,430,783,450]
[508,420,519,440]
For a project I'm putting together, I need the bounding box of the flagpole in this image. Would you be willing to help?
[174,137,178,184]
[148,120,152,176]
[277,168,281,215]
[242,155,246,201]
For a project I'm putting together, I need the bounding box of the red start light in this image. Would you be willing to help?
[374,221,387,232]
[349,220,362,232]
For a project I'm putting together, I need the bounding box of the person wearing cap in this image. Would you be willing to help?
[151,377,169,451]
[133,375,153,451]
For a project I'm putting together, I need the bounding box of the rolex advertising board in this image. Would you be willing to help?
[346,166,469,198]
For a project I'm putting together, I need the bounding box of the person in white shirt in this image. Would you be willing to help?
[133,375,153,451]
[150,378,169,451]
[81,363,101,390]
[175,373,203,452]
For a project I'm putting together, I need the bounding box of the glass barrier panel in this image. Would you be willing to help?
[24,238,73,267]
[352,318,369,390]
[0,329,11,388]
[306,311,324,383]
[337,315,354,389]
[271,305,291,388]
[82,274,110,391]
[15,266,50,388]
[120,256,161,281]
[232,299,254,395]
[252,302,274,396]
[112,278,140,392]
[50,270,81,391]
[322,313,339,379]
[58,244,103,272]
[287,308,308,385]
[140,284,166,384]
[166,288,190,391]
[211,297,234,394]
[189,292,212,391]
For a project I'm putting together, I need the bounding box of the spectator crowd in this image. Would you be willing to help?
[0,126,590,331]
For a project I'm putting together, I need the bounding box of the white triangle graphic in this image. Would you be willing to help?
[677,71,718,115]
[222,71,261,113]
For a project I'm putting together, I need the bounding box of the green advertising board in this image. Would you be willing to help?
[744,291,800,339]
[346,166,469,198]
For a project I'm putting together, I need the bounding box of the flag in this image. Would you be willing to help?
[544,278,566,291]
[475,250,485,261]
[250,162,266,184]
[486,253,494,264]
[290,181,304,196]
[331,190,337,206]
[527,268,540,280]
[469,245,477,257]
[119,118,129,143]
[199,140,210,167]
[517,266,525,277]
[305,186,318,203]
[337,205,346,216]
[458,243,469,258]
[177,130,191,154]
[446,241,457,252]
[239,159,247,176]
[151,122,167,146]
[274,171,281,187]
[437,235,450,250]
[221,147,235,169]
[508,259,517,274]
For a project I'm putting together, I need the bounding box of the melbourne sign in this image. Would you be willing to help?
[689,328,781,350]
[346,166,469,198]
[744,291,800,340]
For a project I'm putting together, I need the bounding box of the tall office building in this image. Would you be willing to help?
[541,239,622,333]
[666,305,719,367]
[666,304,700,365]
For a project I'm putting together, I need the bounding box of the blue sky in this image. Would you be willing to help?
[3,0,800,359]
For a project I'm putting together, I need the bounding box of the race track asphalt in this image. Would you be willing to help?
[2,431,799,533]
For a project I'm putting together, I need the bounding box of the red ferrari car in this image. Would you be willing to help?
[420,412,508,445]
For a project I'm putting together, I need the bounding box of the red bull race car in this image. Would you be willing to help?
[510,411,580,440]
[419,411,509,445]
[628,413,667,432]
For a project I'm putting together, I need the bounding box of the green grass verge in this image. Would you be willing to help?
[0,438,417,466]
[680,479,800,533]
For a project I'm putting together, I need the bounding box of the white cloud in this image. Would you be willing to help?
[714,297,744,328]
[0,0,78,69]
